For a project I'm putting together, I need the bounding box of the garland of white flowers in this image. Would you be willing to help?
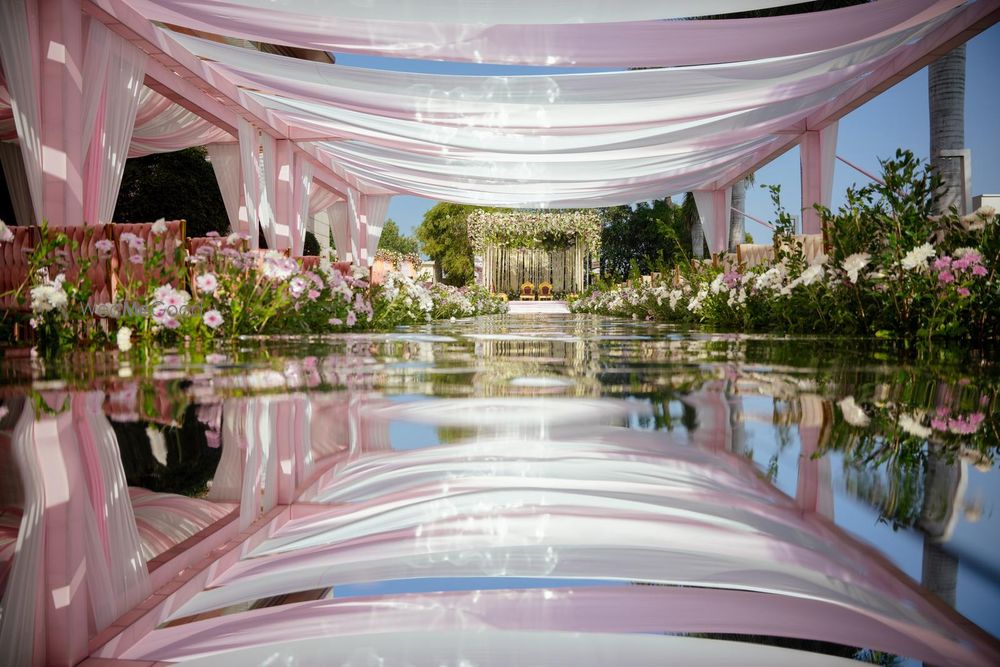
[467,209,601,252]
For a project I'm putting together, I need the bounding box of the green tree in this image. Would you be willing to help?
[114,147,229,238]
[599,198,690,281]
[415,202,476,285]
[378,218,420,255]
[302,231,320,256]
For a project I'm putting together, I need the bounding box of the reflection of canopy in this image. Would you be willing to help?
[103,420,998,667]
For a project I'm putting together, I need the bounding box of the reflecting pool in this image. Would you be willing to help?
[1,314,999,665]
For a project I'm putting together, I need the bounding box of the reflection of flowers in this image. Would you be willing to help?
[837,396,870,427]
[898,413,932,438]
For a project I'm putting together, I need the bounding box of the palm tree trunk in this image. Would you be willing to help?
[728,179,747,252]
[929,45,966,215]
[690,220,705,259]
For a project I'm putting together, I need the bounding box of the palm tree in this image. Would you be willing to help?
[728,173,755,252]
[681,192,704,259]
[929,45,967,214]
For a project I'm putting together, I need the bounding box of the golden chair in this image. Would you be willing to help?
[519,281,536,301]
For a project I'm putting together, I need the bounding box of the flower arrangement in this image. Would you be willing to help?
[573,151,999,341]
[467,209,602,253]
[2,223,507,357]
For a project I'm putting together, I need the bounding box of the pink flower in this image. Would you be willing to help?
[196,245,215,257]
[206,353,227,364]
[195,273,218,294]
[931,418,949,431]
[129,254,144,265]
[95,239,114,257]
[163,317,180,330]
[206,231,221,238]
[932,256,952,271]
[329,317,343,326]
[307,289,320,300]
[346,310,357,327]
[202,309,224,329]
[972,264,987,277]
[937,270,955,284]
[957,287,970,297]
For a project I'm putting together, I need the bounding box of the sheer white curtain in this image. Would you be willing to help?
[206,143,243,235]
[130,88,231,157]
[364,194,392,267]
[346,187,364,264]
[292,156,313,255]
[237,119,262,250]
[328,201,352,263]
[0,0,42,221]
[259,133,278,250]
[0,143,36,226]
[692,188,733,256]
[93,27,147,224]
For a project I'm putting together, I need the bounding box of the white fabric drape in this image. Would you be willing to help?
[130,88,231,157]
[308,186,338,216]
[91,27,147,224]
[364,194,391,268]
[259,133,278,250]
[0,143,36,226]
[170,17,949,134]
[692,188,734,256]
[346,188,364,265]
[0,0,42,222]
[292,157,313,255]
[237,119,262,250]
[328,201,352,263]
[133,0,815,25]
[122,0,958,68]
[206,143,243,235]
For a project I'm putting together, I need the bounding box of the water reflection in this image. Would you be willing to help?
[0,314,998,665]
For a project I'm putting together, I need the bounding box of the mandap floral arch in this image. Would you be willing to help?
[468,210,601,295]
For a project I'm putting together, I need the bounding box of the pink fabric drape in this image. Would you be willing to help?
[124,0,961,68]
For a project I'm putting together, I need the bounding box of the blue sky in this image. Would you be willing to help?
[336,24,1000,243]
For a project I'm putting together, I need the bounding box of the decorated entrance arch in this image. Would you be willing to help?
[468,210,601,296]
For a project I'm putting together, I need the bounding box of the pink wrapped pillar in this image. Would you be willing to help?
[273,139,295,251]
[39,0,85,227]
[796,395,834,519]
[799,122,838,234]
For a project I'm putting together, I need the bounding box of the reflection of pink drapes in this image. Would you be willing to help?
[119,586,982,667]
[130,488,236,561]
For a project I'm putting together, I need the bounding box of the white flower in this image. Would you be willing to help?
[975,204,996,218]
[150,218,168,235]
[900,243,935,271]
[841,253,871,284]
[29,279,69,313]
[898,413,932,439]
[116,326,133,352]
[194,273,218,294]
[709,274,726,294]
[0,220,13,243]
[203,309,224,329]
[954,247,979,258]
[809,252,828,267]
[227,232,241,245]
[798,264,825,286]
[837,396,870,427]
